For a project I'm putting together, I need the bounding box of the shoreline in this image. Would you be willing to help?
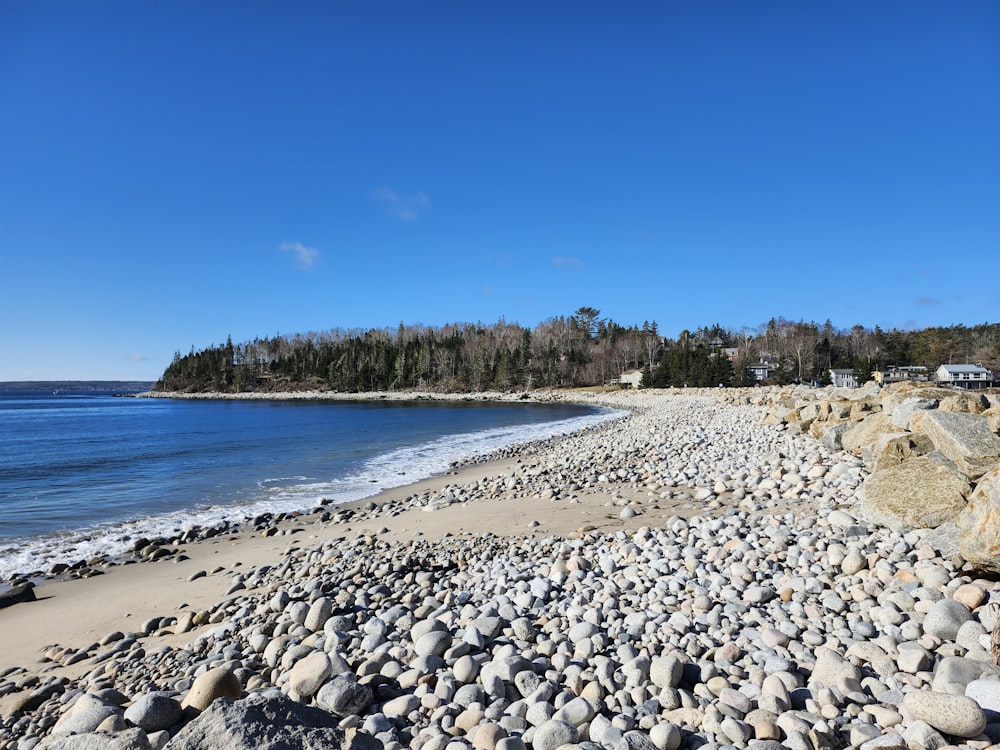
[0,389,632,586]
[16,386,973,749]
[0,390,737,673]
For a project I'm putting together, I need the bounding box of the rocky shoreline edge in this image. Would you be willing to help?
[3,386,1000,749]
[2,388,631,589]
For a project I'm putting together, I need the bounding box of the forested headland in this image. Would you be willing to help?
[155,309,1000,393]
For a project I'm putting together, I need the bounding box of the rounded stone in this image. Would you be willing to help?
[923,599,972,640]
[649,655,682,689]
[453,654,480,684]
[382,694,420,720]
[617,729,658,750]
[316,675,373,718]
[965,677,1000,714]
[181,667,242,712]
[953,584,987,610]
[901,690,986,738]
[495,738,527,750]
[304,597,333,632]
[55,705,122,735]
[532,719,579,750]
[809,647,862,688]
[841,549,867,576]
[648,723,681,750]
[414,630,452,658]
[288,651,333,699]
[552,696,596,726]
[568,622,599,643]
[123,693,183,733]
[472,721,508,750]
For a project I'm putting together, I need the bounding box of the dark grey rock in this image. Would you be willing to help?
[164,691,383,750]
[39,728,152,750]
[315,675,373,718]
[0,582,36,609]
[123,693,182,733]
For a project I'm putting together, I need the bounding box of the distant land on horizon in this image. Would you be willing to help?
[0,381,154,392]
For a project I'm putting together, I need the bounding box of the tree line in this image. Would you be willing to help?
[155,311,1000,393]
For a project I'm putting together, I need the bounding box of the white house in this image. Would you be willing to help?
[936,364,995,390]
[619,369,643,389]
[830,369,858,389]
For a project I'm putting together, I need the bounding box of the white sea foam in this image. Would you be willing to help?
[0,407,624,580]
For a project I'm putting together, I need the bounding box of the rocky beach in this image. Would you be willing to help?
[3,385,1000,750]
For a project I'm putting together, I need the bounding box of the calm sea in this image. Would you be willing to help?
[0,389,618,580]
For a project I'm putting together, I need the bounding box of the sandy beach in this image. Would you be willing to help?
[0,390,714,682]
[4,387,1000,749]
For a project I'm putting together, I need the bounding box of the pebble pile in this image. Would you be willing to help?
[4,390,1000,750]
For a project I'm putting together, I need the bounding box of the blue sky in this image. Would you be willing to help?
[1,1,998,381]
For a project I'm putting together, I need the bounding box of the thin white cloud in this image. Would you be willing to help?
[126,353,147,361]
[553,256,585,270]
[280,241,320,271]
[373,186,429,221]
[487,253,512,269]
[915,296,941,307]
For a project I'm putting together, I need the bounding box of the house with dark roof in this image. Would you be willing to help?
[747,360,776,381]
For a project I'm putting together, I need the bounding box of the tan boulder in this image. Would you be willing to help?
[983,407,1000,435]
[850,381,882,401]
[878,384,952,416]
[841,413,905,455]
[910,410,1000,479]
[823,401,855,421]
[763,407,790,425]
[861,454,971,530]
[810,417,848,440]
[869,432,935,473]
[181,667,242,713]
[940,392,990,415]
[957,465,1000,573]
[850,399,881,421]
[798,403,821,422]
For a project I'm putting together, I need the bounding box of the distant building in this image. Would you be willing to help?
[747,360,777,381]
[830,369,858,389]
[722,347,740,362]
[936,364,995,390]
[872,366,930,385]
[619,369,643,389]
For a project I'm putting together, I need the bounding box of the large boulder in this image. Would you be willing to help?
[984,407,1000,435]
[956,465,1000,573]
[820,400,855,421]
[860,454,971,530]
[878,383,952,416]
[911,410,1000,479]
[891,397,939,430]
[813,421,853,451]
[845,381,881,401]
[165,691,382,750]
[868,432,934,472]
[940,392,990,415]
[841,413,904,455]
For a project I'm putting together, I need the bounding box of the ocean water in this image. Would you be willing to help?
[0,389,620,580]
